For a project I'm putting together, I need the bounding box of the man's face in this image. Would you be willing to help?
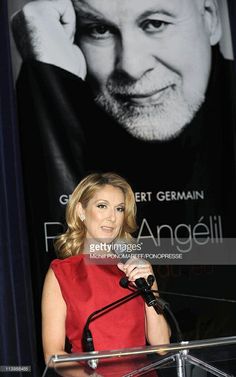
[74,0,220,141]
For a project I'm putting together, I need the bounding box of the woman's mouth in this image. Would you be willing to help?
[101,226,114,233]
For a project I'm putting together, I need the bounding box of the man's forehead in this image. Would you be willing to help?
[73,0,199,19]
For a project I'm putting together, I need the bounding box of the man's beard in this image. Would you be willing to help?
[93,71,205,141]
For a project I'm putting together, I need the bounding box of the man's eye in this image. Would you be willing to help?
[141,19,169,33]
[81,24,113,39]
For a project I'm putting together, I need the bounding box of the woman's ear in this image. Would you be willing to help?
[76,202,85,222]
[203,0,222,45]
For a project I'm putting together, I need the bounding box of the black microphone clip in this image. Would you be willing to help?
[82,327,98,369]
[135,277,167,314]
[120,275,168,315]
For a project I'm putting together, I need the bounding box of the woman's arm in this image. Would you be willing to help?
[41,268,67,363]
[41,268,95,377]
[144,279,171,346]
[117,259,170,346]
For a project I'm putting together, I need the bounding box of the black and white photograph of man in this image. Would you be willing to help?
[12,0,223,141]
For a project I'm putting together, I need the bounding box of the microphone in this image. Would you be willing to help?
[82,289,141,369]
[135,277,159,307]
[120,276,183,342]
[113,239,167,314]
[120,275,168,315]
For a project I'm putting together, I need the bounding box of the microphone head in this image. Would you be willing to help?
[147,274,155,287]
[113,239,130,264]
[119,276,129,288]
[113,239,139,264]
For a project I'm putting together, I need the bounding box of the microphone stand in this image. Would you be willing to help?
[83,276,234,376]
[123,287,234,377]
[82,277,169,369]
[82,289,142,369]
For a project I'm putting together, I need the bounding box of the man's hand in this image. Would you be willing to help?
[11,0,87,79]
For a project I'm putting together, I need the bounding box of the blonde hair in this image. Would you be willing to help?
[55,172,137,258]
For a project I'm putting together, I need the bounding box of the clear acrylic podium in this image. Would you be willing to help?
[42,336,236,377]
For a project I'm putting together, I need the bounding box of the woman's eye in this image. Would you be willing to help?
[97,204,107,209]
[142,19,169,33]
[117,207,125,213]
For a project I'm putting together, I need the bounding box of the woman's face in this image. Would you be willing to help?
[78,184,125,243]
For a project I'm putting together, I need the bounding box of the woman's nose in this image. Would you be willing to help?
[107,209,116,222]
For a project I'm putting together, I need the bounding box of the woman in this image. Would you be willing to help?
[42,172,170,375]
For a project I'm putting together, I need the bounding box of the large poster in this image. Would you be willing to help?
[8,0,236,369]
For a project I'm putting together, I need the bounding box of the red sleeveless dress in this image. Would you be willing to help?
[50,254,146,353]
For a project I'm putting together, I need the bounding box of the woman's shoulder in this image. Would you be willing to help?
[50,254,84,269]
